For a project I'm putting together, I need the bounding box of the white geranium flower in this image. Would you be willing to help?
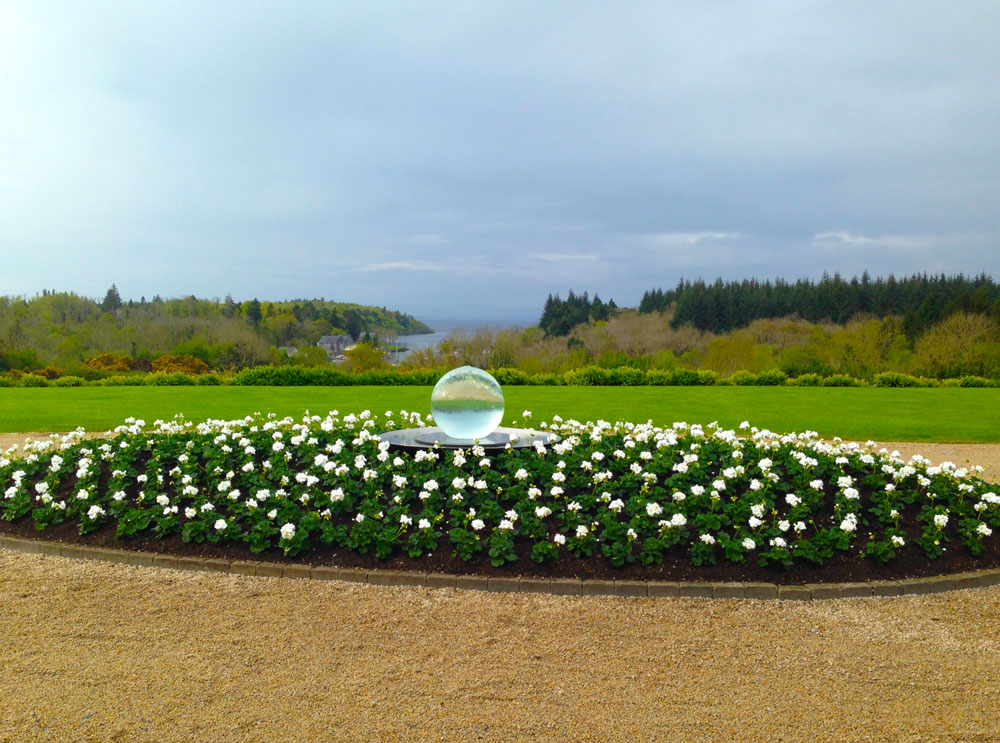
[418,518,431,530]
[977,523,992,536]
[554,533,566,545]
[699,533,716,545]
[645,502,663,517]
[470,519,485,531]
[575,525,589,538]
[933,513,949,528]
[891,535,906,546]
[280,523,296,540]
[214,519,227,531]
[742,537,756,550]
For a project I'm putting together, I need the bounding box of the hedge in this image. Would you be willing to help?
[3,364,1000,389]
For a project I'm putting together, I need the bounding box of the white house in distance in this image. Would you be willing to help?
[316,334,354,361]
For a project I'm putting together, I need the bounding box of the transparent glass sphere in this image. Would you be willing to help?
[431,366,504,440]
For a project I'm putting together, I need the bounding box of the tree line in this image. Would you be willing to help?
[0,286,432,372]
[539,290,618,337]
[638,272,1000,337]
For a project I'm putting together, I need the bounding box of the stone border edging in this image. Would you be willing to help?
[3,535,1000,599]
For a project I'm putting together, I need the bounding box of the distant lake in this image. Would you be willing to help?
[391,331,448,360]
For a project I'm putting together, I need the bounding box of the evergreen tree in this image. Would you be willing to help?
[101,284,123,313]
[244,299,262,327]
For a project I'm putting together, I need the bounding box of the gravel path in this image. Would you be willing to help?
[2,550,999,743]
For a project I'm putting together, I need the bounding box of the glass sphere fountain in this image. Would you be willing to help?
[431,365,505,440]
[378,366,558,451]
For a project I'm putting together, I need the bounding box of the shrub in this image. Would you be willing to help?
[958,376,991,388]
[822,374,864,387]
[644,369,672,385]
[790,373,823,387]
[726,371,759,386]
[146,372,197,386]
[873,372,922,388]
[402,368,443,385]
[152,354,210,375]
[196,373,224,386]
[529,373,565,385]
[492,367,530,386]
[0,375,15,388]
[52,376,85,387]
[35,366,64,380]
[611,366,646,385]
[756,369,788,386]
[18,374,49,387]
[233,365,353,386]
[85,353,152,372]
[564,366,613,386]
[100,375,147,386]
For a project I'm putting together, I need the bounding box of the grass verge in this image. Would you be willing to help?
[1,386,999,441]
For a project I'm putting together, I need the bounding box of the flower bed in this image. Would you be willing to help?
[2,410,999,583]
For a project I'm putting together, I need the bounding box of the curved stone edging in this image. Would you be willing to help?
[3,535,1000,599]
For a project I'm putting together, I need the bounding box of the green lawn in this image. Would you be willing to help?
[1,386,998,442]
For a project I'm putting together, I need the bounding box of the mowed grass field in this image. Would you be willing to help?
[1,386,999,442]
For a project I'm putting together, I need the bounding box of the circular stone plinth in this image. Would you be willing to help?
[379,426,559,451]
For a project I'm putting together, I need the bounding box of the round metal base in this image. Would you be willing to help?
[379,426,559,451]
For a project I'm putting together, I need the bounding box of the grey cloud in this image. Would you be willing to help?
[1,1,998,324]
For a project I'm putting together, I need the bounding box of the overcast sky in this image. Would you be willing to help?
[2,1,998,327]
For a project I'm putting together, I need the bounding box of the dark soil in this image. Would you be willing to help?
[3,515,998,585]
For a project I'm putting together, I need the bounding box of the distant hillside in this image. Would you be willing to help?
[0,288,432,371]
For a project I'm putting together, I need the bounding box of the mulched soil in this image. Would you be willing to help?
[3,513,998,585]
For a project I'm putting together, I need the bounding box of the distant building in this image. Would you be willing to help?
[317,334,353,361]
[277,346,300,357]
